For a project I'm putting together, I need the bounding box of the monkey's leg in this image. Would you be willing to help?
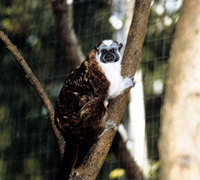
[79,97,106,138]
[80,97,105,120]
[80,98,118,138]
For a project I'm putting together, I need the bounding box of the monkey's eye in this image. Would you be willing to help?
[110,49,115,53]
[102,49,108,54]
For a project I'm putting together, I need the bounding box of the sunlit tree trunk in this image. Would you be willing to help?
[111,0,148,178]
[159,0,200,179]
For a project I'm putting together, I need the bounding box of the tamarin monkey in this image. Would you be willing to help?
[55,40,135,179]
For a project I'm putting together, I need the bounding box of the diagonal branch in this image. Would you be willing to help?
[0,30,66,157]
[72,0,152,179]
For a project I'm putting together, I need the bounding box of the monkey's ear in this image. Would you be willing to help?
[94,45,99,52]
[118,43,123,51]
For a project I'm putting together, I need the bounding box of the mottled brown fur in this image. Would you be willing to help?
[55,49,111,179]
[55,49,110,142]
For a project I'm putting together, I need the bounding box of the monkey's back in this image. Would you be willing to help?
[55,55,109,142]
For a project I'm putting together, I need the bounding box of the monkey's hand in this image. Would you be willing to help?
[123,74,136,89]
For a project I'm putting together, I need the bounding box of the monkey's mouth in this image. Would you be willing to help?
[102,53,118,63]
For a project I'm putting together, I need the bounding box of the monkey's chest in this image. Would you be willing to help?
[108,77,124,98]
[100,63,124,98]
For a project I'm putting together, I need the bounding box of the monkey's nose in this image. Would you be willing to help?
[105,53,114,62]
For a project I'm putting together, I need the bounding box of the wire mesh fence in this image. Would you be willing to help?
[0,0,181,179]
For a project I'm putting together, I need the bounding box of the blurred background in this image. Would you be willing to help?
[0,0,182,179]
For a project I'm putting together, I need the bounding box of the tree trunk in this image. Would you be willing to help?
[111,0,148,177]
[159,0,200,179]
[53,0,85,74]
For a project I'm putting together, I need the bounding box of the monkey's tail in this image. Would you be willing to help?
[58,141,78,180]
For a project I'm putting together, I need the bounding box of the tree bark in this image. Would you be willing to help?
[71,0,152,179]
[159,0,200,179]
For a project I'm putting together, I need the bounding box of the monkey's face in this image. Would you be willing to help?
[95,40,123,64]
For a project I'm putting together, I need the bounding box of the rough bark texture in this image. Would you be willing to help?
[159,0,200,179]
[71,0,152,179]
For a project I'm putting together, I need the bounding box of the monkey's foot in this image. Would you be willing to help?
[99,120,118,138]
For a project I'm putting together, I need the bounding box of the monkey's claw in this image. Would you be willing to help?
[128,74,136,87]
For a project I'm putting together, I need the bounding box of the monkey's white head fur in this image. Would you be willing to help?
[94,40,131,98]
[94,40,123,64]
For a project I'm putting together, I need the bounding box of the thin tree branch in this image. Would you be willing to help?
[0,30,66,157]
[72,0,152,179]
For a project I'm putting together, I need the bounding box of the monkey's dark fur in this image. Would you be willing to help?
[55,49,110,142]
[55,49,110,179]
